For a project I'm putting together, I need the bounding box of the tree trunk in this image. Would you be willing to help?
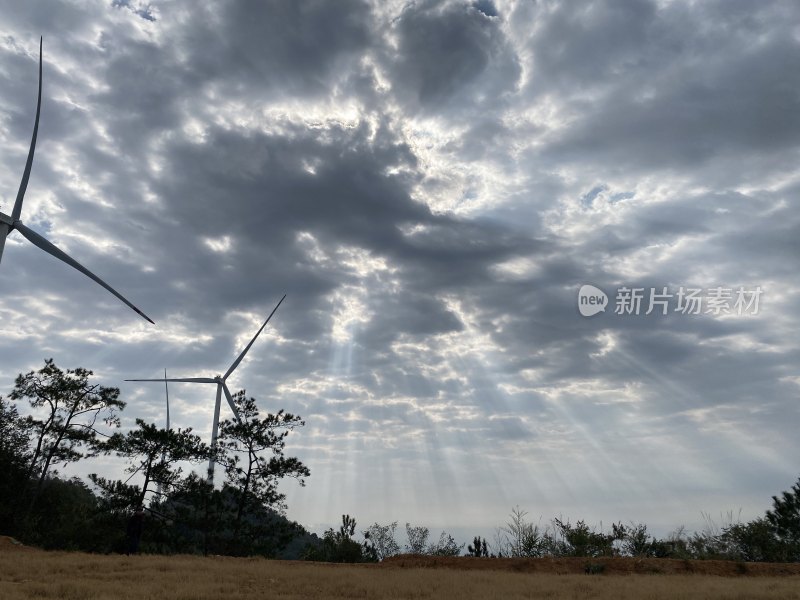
[26,404,78,517]
[138,457,153,508]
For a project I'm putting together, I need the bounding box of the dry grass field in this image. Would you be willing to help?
[2,537,799,599]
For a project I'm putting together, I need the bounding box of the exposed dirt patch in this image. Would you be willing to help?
[381,554,800,577]
[0,537,35,552]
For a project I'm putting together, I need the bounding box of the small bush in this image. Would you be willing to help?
[584,562,605,575]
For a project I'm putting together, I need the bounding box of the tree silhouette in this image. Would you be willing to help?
[90,419,210,509]
[766,476,800,560]
[217,391,308,532]
[303,515,377,562]
[9,359,124,513]
[467,535,489,557]
[363,521,400,560]
[0,398,32,533]
[405,523,429,554]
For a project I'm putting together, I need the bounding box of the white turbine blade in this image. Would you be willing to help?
[0,222,8,265]
[125,377,217,383]
[14,221,155,324]
[12,37,42,222]
[223,294,286,380]
[221,381,242,423]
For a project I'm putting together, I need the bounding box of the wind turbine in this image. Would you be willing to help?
[0,38,154,324]
[127,294,286,482]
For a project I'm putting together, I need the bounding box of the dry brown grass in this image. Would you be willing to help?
[1,539,799,599]
[383,554,800,577]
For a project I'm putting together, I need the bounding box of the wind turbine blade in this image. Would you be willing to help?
[0,222,8,266]
[12,37,42,222]
[221,381,242,423]
[125,377,217,384]
[14,221,155,324]
[223,294,286,380]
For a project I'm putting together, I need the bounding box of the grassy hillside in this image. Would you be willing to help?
[2,538,799,599]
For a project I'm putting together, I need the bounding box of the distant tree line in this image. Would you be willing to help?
[483,504,800,562]
[2,359,800,563]
[311,495,800,564]
[302,517,464,562]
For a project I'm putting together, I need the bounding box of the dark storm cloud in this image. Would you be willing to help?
[523,0,659,91]
[178,0,373,98]
[518,0,800,181]
[122,111,536,346]
[95,38,185,134]
[153,121,423,253]
[0,0,94,38]
[385,0,521,113]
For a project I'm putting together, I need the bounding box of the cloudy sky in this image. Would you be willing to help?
[1,0,799,541]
